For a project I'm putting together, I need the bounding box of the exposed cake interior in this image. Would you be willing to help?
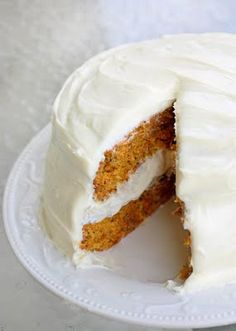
[80,104,190,280]
[80,106,176,251]
[81,173,175,251]
[93,107,175,201]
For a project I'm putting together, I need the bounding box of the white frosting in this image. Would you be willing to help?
[41,33,236,292]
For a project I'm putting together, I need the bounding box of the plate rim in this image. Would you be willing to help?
[3,125,236,329]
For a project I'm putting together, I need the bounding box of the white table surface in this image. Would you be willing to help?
[1,1,236,330]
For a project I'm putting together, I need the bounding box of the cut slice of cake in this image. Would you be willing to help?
[40,33,236,292]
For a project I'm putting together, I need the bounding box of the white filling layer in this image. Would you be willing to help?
[83,149,174,224]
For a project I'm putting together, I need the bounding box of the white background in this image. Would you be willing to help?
[1,0,236,330]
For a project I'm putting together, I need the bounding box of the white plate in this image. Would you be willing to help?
[3,125,236,328]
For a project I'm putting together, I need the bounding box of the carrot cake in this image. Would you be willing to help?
[40,33,236,292]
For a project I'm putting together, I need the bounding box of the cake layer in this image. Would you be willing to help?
[81,173,175,251]
[94,107,174,201]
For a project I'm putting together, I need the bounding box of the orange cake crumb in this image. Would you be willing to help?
[93,107,175,201]
[178,264,193,280]
[173,197,185,223]
[174,198,192,280]
[80,173,175,251]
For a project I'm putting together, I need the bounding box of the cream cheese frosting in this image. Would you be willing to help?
[41,33,236,292]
